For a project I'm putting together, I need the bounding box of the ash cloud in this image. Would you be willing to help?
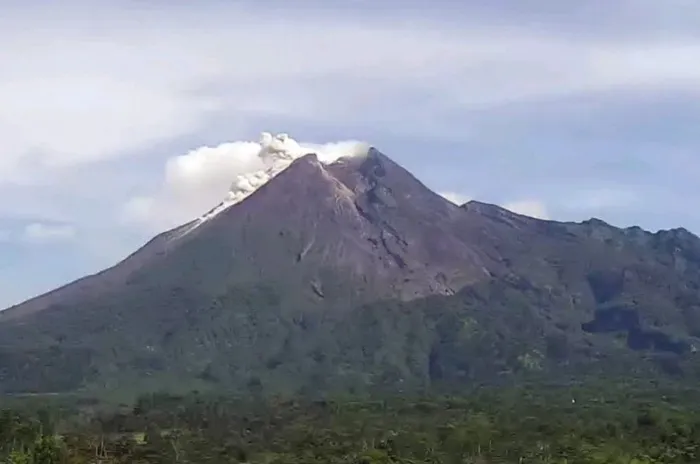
[223,133,369,207]
[122,132,370,231]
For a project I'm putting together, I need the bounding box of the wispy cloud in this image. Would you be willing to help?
[2,2,700,181]
[22,223,76,243]
[563,188,639,212]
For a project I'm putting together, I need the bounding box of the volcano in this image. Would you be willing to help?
[2,134,700,395]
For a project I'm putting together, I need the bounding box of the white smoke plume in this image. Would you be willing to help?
[122,132,370,231]
[439,191,472,206]
[502,199,550,220]
[222,133,368,207]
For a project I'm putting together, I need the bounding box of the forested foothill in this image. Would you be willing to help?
[2,380,700,463]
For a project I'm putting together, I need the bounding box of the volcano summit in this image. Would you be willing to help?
[188,132,372,231]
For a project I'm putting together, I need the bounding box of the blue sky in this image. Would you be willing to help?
[1,0,700,308]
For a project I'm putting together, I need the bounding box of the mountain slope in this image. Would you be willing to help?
[2,149,502,320]
[1,146,700,395]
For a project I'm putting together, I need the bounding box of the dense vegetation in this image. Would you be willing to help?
[3,222,700,398]
[2,271,699,398]
[2,382,700,463]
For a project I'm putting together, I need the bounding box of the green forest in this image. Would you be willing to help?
[2,381,699,463]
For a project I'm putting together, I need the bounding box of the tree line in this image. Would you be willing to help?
[1,382,700,463]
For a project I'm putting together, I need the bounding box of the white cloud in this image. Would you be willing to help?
[565,188,638,211]
[439,191,472,205]
[122,133,369,231]
[2,4,700,184]
[23,223,76,243]
[502,200,550,220]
